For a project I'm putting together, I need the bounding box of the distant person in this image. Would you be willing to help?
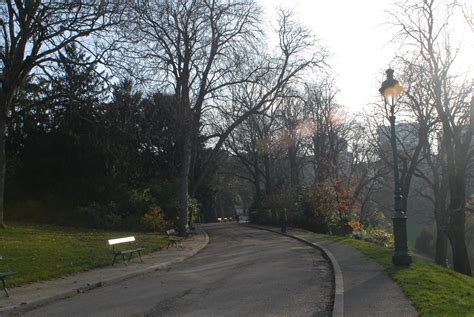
[281,209,287,233]
[236,214,240,223]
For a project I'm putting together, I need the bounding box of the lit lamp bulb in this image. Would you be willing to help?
[382,84,404,106]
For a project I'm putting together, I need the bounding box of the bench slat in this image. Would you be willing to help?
[113,248,145,255]
[108,236,135,245]
[109,237,144,266]
[0,272,16,278]
[168,236,184,241]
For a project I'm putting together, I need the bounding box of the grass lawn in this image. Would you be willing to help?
[307,232,474,317]
[0,223,168,287]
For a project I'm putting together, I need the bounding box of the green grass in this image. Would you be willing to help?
[0,223,168,287]
[302,231,474,317]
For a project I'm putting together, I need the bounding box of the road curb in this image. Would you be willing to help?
[244,224,344,317]
[1,230,210,316]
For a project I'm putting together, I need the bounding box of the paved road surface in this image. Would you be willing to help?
[23,224,333,317]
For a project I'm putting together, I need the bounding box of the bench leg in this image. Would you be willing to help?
[2,279,9,297]
[122,254,127,265]
[112,254,118,266]
[137,250,144,263]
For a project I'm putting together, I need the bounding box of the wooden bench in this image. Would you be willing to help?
[0,256,17,297]
[166,229,184,249]
[108,236,145,266]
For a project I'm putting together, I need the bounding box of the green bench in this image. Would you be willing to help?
[108,236,145,266]
[166,229,184,249]
[0,256,17,297]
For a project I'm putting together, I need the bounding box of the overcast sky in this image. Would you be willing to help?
[260,0,473,114]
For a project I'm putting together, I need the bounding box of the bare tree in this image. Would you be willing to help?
[225,86,307,209]
[458,1,473,31]
[302,79,347,184]
[345,120,390,224]
[390,0,473,275]
[397,55,450,266]
[113,1,326,234]
[0,0,121,226]
[415,124,450,266]
[274,87,308,189]
[225,105,282,211]
[191,8,327,195]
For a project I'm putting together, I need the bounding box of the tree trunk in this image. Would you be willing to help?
[188,115,201,195]
[263,153,272,195]
[253,154,262,209]
[176,80,192,235]
[434,224,448,267]
[0,114,6,228]
[288,144,299,188]
[218,190,224,220]
[440,129,472,275]
[447,209,471,275]
[446,173,472,275]
[434,183,448,267]
[178,126,191,236]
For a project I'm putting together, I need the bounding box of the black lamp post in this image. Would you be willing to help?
[0,70,4,93]
[379,68,412,266]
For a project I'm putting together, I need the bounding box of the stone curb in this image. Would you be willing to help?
[243,224,344,317]
[1,230,210,316]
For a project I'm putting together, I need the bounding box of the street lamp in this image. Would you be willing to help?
[379,68,412,266]
[0,66,4,91]
[0,70,3,92]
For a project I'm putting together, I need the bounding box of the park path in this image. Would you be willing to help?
[1,230,209,316]
[282,227,419,317]
[22,224,333,317]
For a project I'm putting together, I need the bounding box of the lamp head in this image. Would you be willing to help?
[379,68,404,106]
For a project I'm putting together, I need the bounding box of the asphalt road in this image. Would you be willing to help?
[23,224,333,317]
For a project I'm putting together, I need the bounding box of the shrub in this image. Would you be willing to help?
[365,227,394,248]
[188,197,200,225]
[261,189,297,226]
[141,206,170,232]
[348,221,394,248]
[349,220,365,240]
[74,202,124,230]
[249,209,272,225]
[415,228,434,256]
[298,179,353,234]
[348,220,362,231]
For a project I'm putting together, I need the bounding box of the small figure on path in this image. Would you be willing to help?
[281,209,287,233]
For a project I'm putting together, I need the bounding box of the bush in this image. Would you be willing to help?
[188,197,200,225]
[297,184,348,234]
[249,209,272,225]
[6,195,74,224]
[349,220,365,239]
[141,206,170,232]
[349,221,394,248]
[260,190,297,226]
[73,202,124,230]
[365,227,394,248]
[415,228,434,256]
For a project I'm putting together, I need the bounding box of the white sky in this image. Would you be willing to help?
[260,0,474,114]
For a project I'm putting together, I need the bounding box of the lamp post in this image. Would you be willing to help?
[0,68,3,91]
[379,68,412,266]
[0,70,4,97]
